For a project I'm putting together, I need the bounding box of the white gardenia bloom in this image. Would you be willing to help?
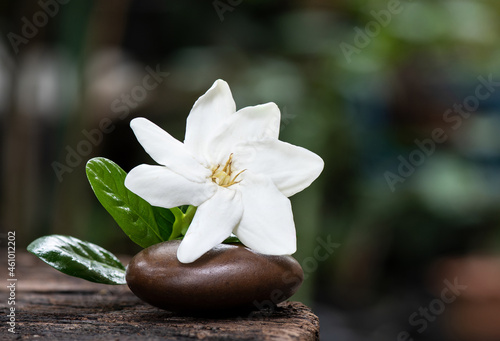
[125,79,324,263]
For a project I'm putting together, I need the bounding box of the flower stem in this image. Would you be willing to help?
[169,206,197,240]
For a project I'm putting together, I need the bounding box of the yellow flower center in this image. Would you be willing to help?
[210,154,245,187]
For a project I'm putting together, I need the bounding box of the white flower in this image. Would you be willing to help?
[125,79,324,263]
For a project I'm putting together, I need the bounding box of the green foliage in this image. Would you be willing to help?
[152,206,176,241]
[27,235,126,285]
[170,206,197,240]
[86,157,173,248]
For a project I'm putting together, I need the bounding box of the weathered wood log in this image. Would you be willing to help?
[1,251,319,340]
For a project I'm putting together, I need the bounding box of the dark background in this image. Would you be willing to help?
[2,1,500,339]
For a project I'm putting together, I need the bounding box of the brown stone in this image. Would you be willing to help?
[126,240,304,313]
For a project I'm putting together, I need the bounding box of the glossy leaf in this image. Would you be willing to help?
[152,206,175,241]
[86,157,166,248]
[27,235,126,285]
[223,235,241,244]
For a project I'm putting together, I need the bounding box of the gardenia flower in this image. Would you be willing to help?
[125,79,324,263]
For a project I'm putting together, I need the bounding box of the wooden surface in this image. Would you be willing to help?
[0,251,320,340]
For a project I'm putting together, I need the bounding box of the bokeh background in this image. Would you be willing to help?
[2,0,500,340]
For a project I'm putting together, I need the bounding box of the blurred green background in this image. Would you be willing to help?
[2,0,500,340]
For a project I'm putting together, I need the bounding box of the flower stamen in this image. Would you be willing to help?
[222,154,233,175]
[211,154,245,187]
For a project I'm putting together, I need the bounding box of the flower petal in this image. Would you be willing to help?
[184,79,236,163]
[125,165,216,208]
[177,188,243,263]
[130,117,210,182]
[233,173,296,256]
[208,102,281,164]
[235,139,324,197]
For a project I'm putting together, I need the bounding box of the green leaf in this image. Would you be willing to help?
[27,235,126,285]
[152,206,175,241]
[223,235,241,244]
[86,157,165,248]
